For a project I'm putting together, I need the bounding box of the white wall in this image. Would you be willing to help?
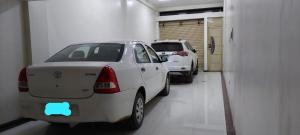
[223,0,300,135]
[0,0,25,125]
[28,0,158,63]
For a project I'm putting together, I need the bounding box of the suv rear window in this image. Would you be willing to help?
[46,43,124,62]
[151,42,183,52]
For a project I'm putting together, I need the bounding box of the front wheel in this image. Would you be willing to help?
[160,74,170,96]
[127,92,144,130]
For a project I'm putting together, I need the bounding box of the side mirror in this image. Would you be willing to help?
[160,56,168,63]
[192,49,197,53]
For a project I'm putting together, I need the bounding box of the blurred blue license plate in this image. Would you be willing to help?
[44,102,71,117]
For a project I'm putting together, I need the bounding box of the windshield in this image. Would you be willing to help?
[151,42,183,52]
[46,43,125,62]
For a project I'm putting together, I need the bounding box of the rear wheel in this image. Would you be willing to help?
[193,61,199,75]
[186,64,194,83]
[160,74,170,96]
[127,92,144,130]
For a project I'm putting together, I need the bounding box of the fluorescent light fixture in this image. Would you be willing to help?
[127,0,134,6]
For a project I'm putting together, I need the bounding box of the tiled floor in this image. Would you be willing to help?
[0,72,226,135]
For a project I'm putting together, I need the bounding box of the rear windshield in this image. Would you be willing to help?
[46,43,125,62]
[151,42,183,52]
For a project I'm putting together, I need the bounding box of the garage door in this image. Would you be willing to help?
[159,19,204,71]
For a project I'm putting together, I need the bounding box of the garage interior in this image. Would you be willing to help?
[0,0,300,135]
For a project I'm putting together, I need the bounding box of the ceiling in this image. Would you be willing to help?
[146,0,223,8]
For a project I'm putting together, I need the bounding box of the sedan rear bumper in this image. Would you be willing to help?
[19,89,136,123]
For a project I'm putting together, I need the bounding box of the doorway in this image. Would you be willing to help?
[207,17,223,72]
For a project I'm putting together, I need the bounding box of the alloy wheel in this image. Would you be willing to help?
[135,97,144,124]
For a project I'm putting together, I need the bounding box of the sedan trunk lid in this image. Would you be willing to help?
[27,62,111,99]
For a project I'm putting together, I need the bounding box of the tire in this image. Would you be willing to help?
[186,64,194,83]
[160,74,170,96]
[127,92,144,130]
[193,61,199,75]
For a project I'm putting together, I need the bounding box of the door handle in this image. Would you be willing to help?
[156,67,159,70]
[141,67,146,72]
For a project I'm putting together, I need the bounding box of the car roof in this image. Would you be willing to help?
[104,40,146,45]
[153,40,186,44]
[69,40,147,46]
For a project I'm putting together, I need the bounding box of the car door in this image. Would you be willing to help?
[133,44,157,101]
[145,45,165,94]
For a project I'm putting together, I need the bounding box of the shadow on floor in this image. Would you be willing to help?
[170,74,199,85]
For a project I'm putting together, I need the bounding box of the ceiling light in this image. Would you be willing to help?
[127,0,134,6]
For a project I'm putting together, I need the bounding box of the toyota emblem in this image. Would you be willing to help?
[53,71,62,79]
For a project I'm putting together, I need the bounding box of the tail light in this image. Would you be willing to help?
[94,66,120,94]
[18,67,29,92]
[176,51,189,57]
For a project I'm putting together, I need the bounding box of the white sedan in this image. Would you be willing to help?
[18,41,170,129]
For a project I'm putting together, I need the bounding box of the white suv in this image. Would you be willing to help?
[151,40,198,83]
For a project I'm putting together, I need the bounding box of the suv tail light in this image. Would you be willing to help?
[18,67,29,92]
[94,66,120,94]
[176,51,189,57]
